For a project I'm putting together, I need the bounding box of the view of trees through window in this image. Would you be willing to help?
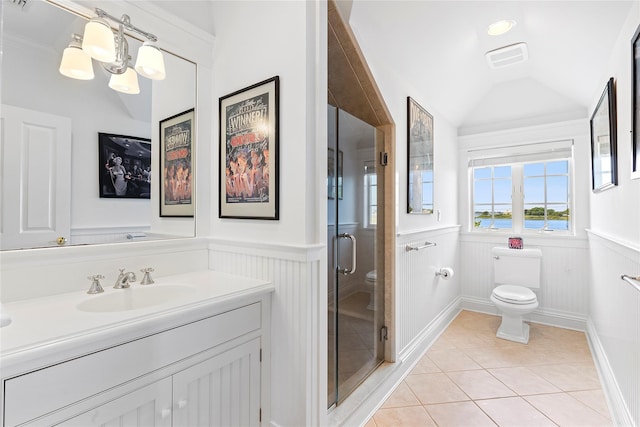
[473,160,570,231]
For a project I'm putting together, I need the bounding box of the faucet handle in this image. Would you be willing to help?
[140,268,155,285]
[87,275,105,294]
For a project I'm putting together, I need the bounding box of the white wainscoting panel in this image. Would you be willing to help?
[0,238,210,302]
[395,226,461,359]
[459,234,589,330]
[208,239,325,427]
[587,230,640,427]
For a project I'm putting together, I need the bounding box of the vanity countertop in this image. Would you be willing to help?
[0,270,273,377]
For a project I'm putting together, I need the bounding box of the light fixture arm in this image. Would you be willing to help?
[94,8,158,42]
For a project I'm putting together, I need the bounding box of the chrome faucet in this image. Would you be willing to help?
[140,267,155,285]
[87,275,105,294]
[113,269,137,289]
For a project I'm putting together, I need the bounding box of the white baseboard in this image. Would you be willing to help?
[586,319,634,427]
[328,297,462,426]
[460,296,587,331]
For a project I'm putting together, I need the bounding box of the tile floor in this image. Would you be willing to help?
[365,310,612,427]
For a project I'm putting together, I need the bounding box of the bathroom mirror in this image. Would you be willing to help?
[590,77,618,192]
[1,0,197,250]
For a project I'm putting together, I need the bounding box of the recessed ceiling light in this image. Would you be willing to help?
[488,20,516,36]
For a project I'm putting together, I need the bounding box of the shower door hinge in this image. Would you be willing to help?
[380,325,388,341]
[379,152,389,166]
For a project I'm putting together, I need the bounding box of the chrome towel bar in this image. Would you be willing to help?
[406,241,437,252]
[621,274,640,293]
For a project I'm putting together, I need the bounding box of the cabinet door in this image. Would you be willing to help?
[172,338,261,427]
[55,377,173,427]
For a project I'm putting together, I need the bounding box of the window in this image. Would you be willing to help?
[523,161,570,231]
[470,141,573,234]
[473,166,512,229]
[364,162,377,227]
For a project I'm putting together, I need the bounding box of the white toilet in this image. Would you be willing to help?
[490,247,541,344]
[365,270,376,310]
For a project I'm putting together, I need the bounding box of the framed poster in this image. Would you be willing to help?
[159,108,195,217]
[590,78,618,192]
[99,133,151,199]
[407,97,434,214]
[219,76,279,219]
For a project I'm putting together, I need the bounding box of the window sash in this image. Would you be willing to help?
[470,142,573,234]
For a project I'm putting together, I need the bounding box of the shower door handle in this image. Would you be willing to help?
[337,233,357,275]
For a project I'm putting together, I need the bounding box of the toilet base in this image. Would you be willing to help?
[496,315,530,344]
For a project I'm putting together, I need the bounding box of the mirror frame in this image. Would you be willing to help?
[590,77,618,192]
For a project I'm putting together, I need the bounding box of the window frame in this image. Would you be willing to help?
[469,143,574,236]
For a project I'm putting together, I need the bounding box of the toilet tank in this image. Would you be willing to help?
[492,247,542,289]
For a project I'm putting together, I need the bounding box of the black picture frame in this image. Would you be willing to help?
[590,77,618,192]
[159,108,195,217]
[632,24,640,178]
[407,97,434,214]
[219,76,279,219]
[99,133,151,199]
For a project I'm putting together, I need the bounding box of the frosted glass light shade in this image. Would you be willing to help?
[108,67,140,94]
[488,20,516,36]
[59,42,94,80]
[135,43,166,80]
[82,18,116,63]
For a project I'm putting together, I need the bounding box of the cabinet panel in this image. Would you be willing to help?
[4,302,261,426]
[54,377,172,427]
[173,338,261,427]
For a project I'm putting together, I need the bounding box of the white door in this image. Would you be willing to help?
[0,105,71,250]
[172,338,261,427]
[55,377,173,427]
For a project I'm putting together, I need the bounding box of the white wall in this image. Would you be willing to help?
[210,1,321,246]
[587,2,640,426]
[588,2,640,246]
[209,3,327,426]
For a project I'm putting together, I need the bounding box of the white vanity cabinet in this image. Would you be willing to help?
[1,282,272,427]
[57,338,260,427]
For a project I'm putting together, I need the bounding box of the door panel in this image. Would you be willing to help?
[1,105,71,249]
[172,338,261,427]
[56,378,172,427]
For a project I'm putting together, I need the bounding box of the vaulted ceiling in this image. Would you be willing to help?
[344,1,634,134]
[148,1,636,135]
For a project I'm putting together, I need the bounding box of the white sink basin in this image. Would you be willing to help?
[77,285,196,313]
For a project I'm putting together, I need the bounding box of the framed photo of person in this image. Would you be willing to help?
[99,133,151,199]
[159,108,195,217]
[219,76,280,219]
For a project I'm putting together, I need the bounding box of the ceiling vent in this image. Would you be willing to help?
[485,42,528,69]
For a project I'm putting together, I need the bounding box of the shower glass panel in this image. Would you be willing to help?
[328,106,384,408]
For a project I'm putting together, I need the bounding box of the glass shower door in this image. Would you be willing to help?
[328,106,384,408]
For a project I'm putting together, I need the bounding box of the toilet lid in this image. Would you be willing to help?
[493,285,537,305]
[366,270,377,281]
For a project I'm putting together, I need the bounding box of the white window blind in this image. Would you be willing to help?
[468,139,573,167]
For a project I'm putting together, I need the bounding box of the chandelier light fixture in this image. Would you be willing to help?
[59,8,166,94]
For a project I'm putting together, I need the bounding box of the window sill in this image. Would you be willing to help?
[459,230,588,248]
